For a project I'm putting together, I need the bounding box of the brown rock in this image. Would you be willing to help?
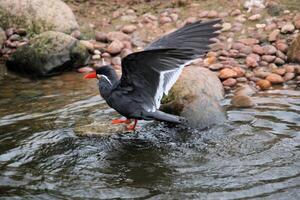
[222,78,237,87]
[254,70,271,78]
[209,63,224,71]
[238,38,259,46]
[295,19,300,29]
[263,45,277,55]
[231,94,254,108]
[266,73,284,84]
[107,40,124,54]
[256,79,271,90]
[285,65,295,73]
[281,23,295,33]
[95,32,108,43]
[274,58,285,65]
[159,16,172,24]
[231,9,241,16]
[265,23,277,31]
[120,48,133,58]
[80,40,94,51]
[262,55,276,63]
[273,67,286,75]
[233,67,245,77]
[252,45,264,55]
[246,54,260,68]
[276,42,288,53]
[249,14,261,21]
[287,34,300,63]
[207,10,218,18]
[107,31,130,42]
[269,29,280,42]
[122,25,137,34]
[111,56,121,66]
[284,72,295,81]
[219,68,238,79]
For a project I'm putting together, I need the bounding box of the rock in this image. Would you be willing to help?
[6,31,89,77]
[254,70,271,78]
[263,45,277,55]
[0,27,6,45]
[231,9,241,16]
[71,30,81,39]
[218,68,238,79]
[269,29,280,42]
[209,63,224,71]
[246,53,260,68]
[285,65,295,73]
[121,48,133,58]
[256,79,271,90]
[274,58,285,65]
[273,67,286,76]
[222,78,237,87]
[231,94,254,108]
[0,0,79,34]
[238,38,259,46]
[265,23,277,31]
[170,13,178,21]
[249,14,261,21]
[95,32,108,43]
[122,25,137,34]
[240,46,252,54]
[252,45,264,55]
[233,66,246,77]
[281,23,295,34]
[287,34,300,63]
[80,40,94,51]
[276,42,288,53]
[266,1,283,16]
[266,73,284,84]
[92,54,101,60]
[222,23,232,32]
[207,10,218,18]
[107,40,124,55]
[111,56,121,66]
[159,16,172,24]
[198,11,209,18]
[295,19,300,29]
[161,67,225,130]
[284,72,295,82]
[262,55,276,63]
[107,31,130,42]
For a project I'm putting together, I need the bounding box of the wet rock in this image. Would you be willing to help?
[6,31,89,77]
[287,34,300,63]
[275,41,288,53]
[274,58,285,65]
[273,67,286,76]
[209,63,223,71]
[246,53,260,68]
[285,65,295,73]
[0,0,79,34]
[281,23,295,34]
[122,25,137,34]
[262,55,276,63]
[254,69,271,79]
[107,31,130,42]
[257,79,271,90]
[268,29,280,42]
[266,73,284,84]
[218,68,238,79]
[222,23,232,32]
[231,94,254,108]
[222,78,237,87]
[252,45,264,55]
[161,67,225,130]
[107,40,124,55]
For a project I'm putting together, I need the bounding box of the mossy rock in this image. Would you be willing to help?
[6,31,90,77]
[0,0,79,35]
[287,34,300,63]
[161,67,225,129]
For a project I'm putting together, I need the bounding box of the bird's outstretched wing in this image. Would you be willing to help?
[119,19,221,111]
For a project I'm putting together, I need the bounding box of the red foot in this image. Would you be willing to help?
[126,119,138,131]
[111,119,131,124]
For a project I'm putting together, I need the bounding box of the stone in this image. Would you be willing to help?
[122,25,137,34]
[207,10,218,18]
[159,16,172,24]
[107,40,124,55]
[218,68,238,79]
[238,38,259,46]
[209,63,224,71]
[266,73,284,84]
[222,78,237,87]
[274,58,285,65]
[262,55,276,63]
[285,65,295,73]
[263,45,277,55]
[231,94,254,108]
[269,29,280,42]
[111,56,121,66]
[249,14,261,21]
[161,67,225,130]
[107,31,130,42]
[6,31,89,77]
[121,48,133,58]
[252,45,264,55]
[0,27,6,45]
[95,32,108,43]
[0,0,79,34]
[281,23,295,34]
[256,79,271,90]
[284,72,295,82]
[287,34,300,63]
[246,54,260,68]
[92,54,101,60]
[222,23,232,32]
[295,19,300,29]
[254,70,271,79]
[240,46,253,54]
[80,40,94,51]
[273,67,286,76]
[231,9,241,16]
[233,66,245,77]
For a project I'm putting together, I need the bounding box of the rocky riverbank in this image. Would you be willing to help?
[1,0,300,108]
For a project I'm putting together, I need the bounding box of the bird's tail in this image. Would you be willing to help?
[145,110,185,124]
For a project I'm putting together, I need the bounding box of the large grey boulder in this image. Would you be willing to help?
[161,66,225,129]
[6,31,89,77]
[0,0,79,35]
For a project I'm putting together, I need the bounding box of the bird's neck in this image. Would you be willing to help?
[98,68,119,98]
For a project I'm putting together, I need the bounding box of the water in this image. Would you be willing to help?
[0,70,300,199]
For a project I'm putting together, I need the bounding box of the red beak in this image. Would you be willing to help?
[84,72,97,79]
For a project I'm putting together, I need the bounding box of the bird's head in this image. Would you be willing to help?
[84,65,114,80]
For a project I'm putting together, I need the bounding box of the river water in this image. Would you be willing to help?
[0,71,300,199]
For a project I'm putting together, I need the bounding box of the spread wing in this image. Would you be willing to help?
[119,20,221,111]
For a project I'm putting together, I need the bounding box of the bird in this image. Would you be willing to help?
[84,19,221,131]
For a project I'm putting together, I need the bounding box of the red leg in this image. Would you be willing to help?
[111,119,131,124]
[126,119,138,131]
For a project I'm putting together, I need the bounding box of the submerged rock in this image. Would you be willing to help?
[160,67,225,130]
[0,0,79,35]
[6,31,89,77]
